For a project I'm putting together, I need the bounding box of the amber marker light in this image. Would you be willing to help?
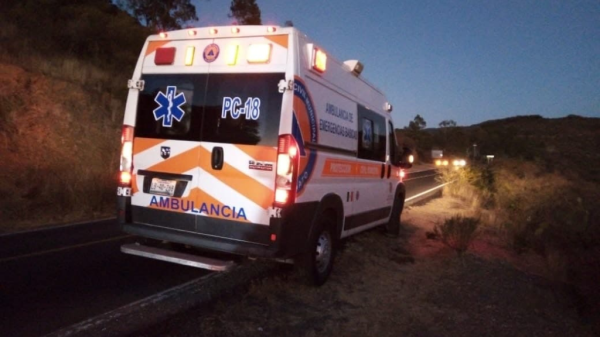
[185,46,195,66]
[226,45,239,65]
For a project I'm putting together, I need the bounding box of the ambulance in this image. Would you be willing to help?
[117,25,413,285]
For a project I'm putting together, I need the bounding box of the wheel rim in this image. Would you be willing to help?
[315,230,332,273]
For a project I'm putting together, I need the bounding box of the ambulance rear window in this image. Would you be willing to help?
[135,73,283,146]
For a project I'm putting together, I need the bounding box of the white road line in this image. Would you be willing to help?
[0,235,132,263]
[0,217,117,238]
[403,173,439,181]
[405,182,449,202]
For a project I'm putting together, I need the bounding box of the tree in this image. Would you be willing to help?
[438,120,457,128]
[229,0,261,25]
[407,114,426,132]
[117,0,198,31]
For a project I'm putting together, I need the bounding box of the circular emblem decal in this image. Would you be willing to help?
[203,44,220,63]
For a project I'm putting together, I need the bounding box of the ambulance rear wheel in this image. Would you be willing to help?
[300,214,335,286]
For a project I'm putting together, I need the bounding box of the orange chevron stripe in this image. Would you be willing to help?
[198,147,273,209]
[132,174,139,195]
[234,144,277,162]
[265,35,288,49]
[145,40,170,56]
[146,146,200,174]
[134,138,167,155]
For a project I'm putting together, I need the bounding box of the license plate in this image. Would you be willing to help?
[149,178,176,196]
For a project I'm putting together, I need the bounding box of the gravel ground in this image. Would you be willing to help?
[130,197,596,337]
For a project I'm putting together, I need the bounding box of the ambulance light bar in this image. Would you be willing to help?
[226,45,239,65]
[247,44,272,63]
[155,47,176,65]
[311,46,327,73]
[185,46,195,66]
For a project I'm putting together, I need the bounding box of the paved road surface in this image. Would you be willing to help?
[0,166,439,337]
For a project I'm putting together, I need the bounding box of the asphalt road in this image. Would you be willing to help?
[0,167,440,337]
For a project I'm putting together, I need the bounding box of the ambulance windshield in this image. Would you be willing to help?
[135,73,283,146]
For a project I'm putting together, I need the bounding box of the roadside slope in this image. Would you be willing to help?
[131,196,594,337]
[0,63,121,231]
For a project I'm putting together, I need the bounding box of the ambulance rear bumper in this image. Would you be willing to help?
[118,197,317,259]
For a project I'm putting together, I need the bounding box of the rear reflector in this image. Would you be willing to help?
[155,47,176,65]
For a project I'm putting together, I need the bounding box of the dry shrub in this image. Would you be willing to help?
[434,215,480,255]
[438,166,493,210]
[441,159,600,321]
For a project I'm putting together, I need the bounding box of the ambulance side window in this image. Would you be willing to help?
[388,120,397,163]
[357,105,386,162]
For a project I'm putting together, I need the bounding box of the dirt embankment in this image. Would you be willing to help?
[0,63,121,231]
[132,196,596,337]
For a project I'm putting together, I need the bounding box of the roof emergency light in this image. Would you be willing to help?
[226,45,239,65]
[344,60,363,76]
[159,32,168,39]
[155,47,176,65]
[231,27,240,34]
[185,46,195,66]
[247,44,272,63]
[267,26,277,33]
[312,47,327,73]
[209,27,218,35]
[188,29,197,36]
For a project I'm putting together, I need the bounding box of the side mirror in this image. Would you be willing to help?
[393,147,413,169]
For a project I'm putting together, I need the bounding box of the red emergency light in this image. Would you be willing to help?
[155,47,176,65]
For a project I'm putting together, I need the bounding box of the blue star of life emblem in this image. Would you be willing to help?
[153,86,186,127]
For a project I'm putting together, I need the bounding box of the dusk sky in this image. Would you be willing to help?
[191,0,600,128]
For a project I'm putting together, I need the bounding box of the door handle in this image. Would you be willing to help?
[387,164,391,179]
[212,147,224,170]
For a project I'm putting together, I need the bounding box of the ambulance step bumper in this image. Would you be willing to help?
[121,243,235,272]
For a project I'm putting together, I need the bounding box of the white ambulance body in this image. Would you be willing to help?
[117,26,411,285]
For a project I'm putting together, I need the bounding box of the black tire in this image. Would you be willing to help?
[299,213,336,286]
[386,192,404,237]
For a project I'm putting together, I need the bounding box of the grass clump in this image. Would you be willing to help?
[434,215,480,255]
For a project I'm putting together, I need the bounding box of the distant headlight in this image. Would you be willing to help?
[435,160,441,166]
[460,159,466,166]
[453,160,459,166]
[442,160,449,166]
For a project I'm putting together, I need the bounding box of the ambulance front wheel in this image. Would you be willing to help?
[299,213,336,286]
[386,192,404,237]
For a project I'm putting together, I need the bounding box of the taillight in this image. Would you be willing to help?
[120,126,134,186]
[399,169,406,182]
[274,135,299,207]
